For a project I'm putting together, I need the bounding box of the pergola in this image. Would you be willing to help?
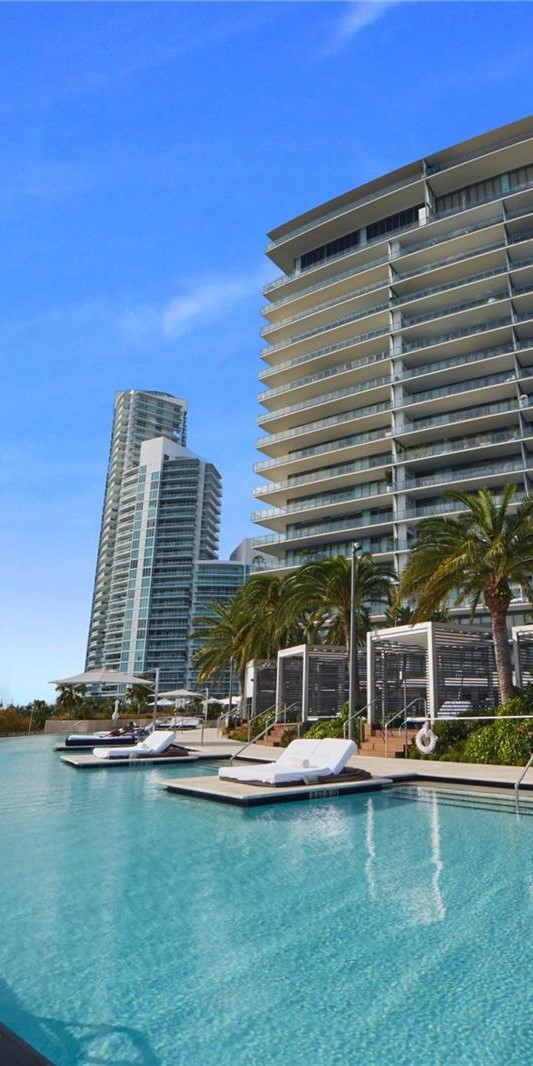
[244,659,277,718]
[275,644,360,722]
[512,624,533,688]
[367,623,498,725]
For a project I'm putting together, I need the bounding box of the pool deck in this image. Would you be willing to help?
[163,744,533,807]
[59,737,235,769]
[166,771,396,806]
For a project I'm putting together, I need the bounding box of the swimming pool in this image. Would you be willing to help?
[1,736,532,1065]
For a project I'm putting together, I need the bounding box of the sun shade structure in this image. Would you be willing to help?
[367,623,498,724]
[158,689,199,700]
[275,645,365,721]
[512,625,533,687]
[50,669,153,687]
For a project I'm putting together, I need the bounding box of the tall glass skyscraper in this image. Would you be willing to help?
[85,390,232,692]
[254,116,533,626]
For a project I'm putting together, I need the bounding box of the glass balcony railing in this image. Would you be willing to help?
[285,538,395,565]
[256,401,391,448]
[260,327,390,380]
[265,171,424,252]
[402,490,526,519]
[396,342,513,382]
[401,314,513,354]
[400,427,520,461]
[257,375,390,427]
[252,481,391,522]
[392,237,506,282]
[391,262,514,308]
[263,250,388,298]
[254,510,394,544]
[395,369,515,409]
[428,134,533,174]
[402,289,510,330]
[413,458,526,489]
[403,209,505,257]
[258,349,389,404]
[261,273,389,332]
[252,451,391,496]
[261,299,389,357]
[254,425,391,471]
[399,397,520,434]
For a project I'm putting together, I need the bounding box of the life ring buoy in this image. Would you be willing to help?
[415,722,437,755]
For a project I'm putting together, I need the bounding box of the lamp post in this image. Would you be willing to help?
[348,542,361,741]
[150,666,161,732]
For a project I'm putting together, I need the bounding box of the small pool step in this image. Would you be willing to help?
[390,785,533,816]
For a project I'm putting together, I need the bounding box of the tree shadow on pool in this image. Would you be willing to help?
[0,977,160,1065]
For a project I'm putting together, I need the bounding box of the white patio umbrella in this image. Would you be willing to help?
[158,689,199,700]
[50,669,153,687]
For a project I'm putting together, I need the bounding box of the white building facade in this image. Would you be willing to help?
[254,116,533,627]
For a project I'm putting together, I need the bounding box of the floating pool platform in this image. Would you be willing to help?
[59,744,233,769]
[164,772,397,807]
[60,752,200,769]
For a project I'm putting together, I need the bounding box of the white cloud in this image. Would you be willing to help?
[325,1,405,55]
[117,267,268,346]
[161,275,258,337]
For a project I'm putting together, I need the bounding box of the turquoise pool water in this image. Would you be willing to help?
[1,737,533,1065]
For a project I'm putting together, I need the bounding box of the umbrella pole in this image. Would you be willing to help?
[151,667,160,732]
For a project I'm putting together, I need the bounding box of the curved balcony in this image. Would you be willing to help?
[261,273,389,335]
[252,481,391,527]
[257,375,390,429]
[266,171,424,254]
[254,425,391,474]
[253,509,394,545]
[396,342,513,382]
[260,326,390,386]
[256,401,391,456]
[253,451,391,499]
[261,299,389,360]
[259,349,390,407]
[395,369,516,411]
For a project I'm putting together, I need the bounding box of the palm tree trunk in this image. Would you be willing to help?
[489,606,514,704]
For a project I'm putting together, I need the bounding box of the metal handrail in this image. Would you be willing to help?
[230,712,277,764]
[344,697,380,741]
[384,698,425,759]
[515,752,533,810]
[246,704,277,742]
[275,702,301,724]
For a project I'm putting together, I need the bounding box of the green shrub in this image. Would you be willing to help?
[0,710,31,735]
[406,688,533,765]
[226,724,248,742]
[302,717,345,740]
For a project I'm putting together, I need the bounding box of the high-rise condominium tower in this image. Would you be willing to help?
[85,390,224,691]
[254,116,533,626]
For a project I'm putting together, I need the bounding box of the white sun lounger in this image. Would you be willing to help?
[218,738,357,786]
[93,730,176,760]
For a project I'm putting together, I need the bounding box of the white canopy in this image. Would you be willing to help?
[158,688,199,700]
[50,669,153,688]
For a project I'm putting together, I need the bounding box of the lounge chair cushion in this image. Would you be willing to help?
[219,738,357,786]
[93,730,176,760]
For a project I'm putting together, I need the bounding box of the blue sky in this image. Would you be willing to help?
[2,1,533,704]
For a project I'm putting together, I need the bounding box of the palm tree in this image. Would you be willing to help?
[398,486,533,702]
[193,572,293,696]
[282,553,395,699]
[54,684,86,717]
